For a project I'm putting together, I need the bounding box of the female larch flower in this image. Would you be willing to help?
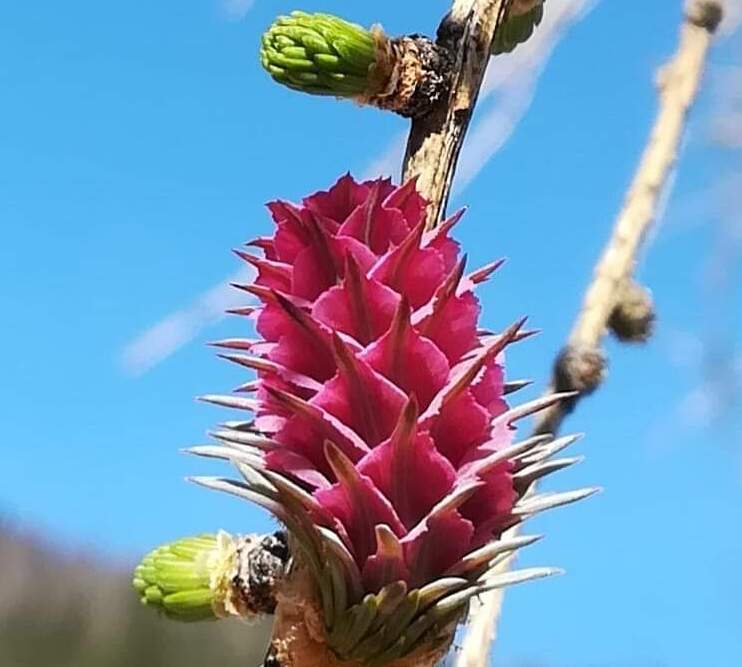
[136,174,594,667]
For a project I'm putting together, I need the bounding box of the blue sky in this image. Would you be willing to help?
[1,1,740,666]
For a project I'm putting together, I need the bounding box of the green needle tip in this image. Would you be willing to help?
[492,2,546,55]
[260,11,387,99]
[133,532,238,622]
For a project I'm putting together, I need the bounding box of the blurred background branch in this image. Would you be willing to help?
[533,0,724,435]
[455,2,724,665]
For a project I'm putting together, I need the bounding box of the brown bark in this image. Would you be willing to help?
[402,0,515,229]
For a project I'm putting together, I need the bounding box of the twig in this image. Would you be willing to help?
[534,0,724,435]
[403,0,514,229]
[454,3,723,666]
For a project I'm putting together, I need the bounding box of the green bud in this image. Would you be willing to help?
[133,532,239,622]
[260,11,388,99]
[492,2,545,55]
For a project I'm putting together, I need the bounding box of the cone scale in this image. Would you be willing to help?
[183,174,593,665]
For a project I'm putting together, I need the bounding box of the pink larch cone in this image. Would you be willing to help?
[192,175,595,665]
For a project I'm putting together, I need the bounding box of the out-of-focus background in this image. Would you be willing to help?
[1,1,740,666]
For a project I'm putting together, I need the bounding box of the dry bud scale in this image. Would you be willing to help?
[134,175,596,666]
